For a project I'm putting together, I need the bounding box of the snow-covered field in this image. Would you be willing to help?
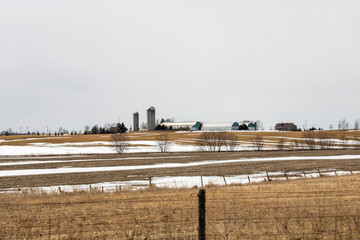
[1,155,360,178]
[0,131,360,156]
[4,170,359,193]
[1,134,360,192]
[1,153,360,192]
[0,140,197,155]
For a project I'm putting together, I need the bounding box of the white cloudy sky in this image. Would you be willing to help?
[1,0,359,132]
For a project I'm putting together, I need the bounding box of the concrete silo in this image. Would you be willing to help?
[147,106,156,131]
[133,112,139,131]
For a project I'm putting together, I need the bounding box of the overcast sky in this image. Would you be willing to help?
[1,0,359,133]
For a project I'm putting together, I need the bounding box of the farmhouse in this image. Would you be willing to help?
[275,122,298,131]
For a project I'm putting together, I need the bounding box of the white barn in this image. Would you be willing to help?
[201,122,234,131]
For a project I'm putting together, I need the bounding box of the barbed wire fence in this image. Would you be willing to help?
[1,172,360,239]
[2,168,358,194]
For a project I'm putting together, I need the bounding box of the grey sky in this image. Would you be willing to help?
[1,0,359,133]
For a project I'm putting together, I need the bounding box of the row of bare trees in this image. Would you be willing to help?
[197,132,239,152]
[302,131,360,150]
[337,118,360,130]
[111,131,360,154]
[111,133,172,154]
[196,132,268,152]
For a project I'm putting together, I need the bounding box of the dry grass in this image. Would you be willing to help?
[1,131,360,238]
[1,174,360,239]
[1,130,360,147]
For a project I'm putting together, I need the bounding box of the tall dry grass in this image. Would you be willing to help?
[1,174,360,239]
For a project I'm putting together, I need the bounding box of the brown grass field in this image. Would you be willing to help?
[1,174,360,239]
[1,130,360,147]
[1,130,360,239]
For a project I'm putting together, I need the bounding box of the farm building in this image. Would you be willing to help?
[247,123,256,131]
[275,122,298,131]
[201,122,235,131]
[147,106,156,131]
[190,121,202,131]
[161,122,197,131]
[231,122,240,130]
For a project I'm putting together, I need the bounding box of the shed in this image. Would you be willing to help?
[248,123,256,131]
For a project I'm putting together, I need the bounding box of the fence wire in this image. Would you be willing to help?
[1,180,360,239]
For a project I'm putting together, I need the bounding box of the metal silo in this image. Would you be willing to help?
[147,106,156,131]
[133,112,139,131]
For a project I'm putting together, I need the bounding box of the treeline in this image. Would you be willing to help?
[84,123,128,135]
[154,125,190,131]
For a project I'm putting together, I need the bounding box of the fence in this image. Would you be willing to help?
[2,168,357,194]
[1,173,360,239]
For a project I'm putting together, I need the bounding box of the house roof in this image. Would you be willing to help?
[191,121,201,129]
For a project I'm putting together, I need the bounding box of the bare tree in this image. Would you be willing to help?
[198,132,216,152]
[250,135,264,151]
[156,133,171,153]
[224,133,239,151]
[354,119,360,130]
[254,120,264,131]
[111,134,129,154]
[277,137,287,151]
[140,122,147,130]
[215,132,228,151]
[197,132,229,152]
[84,125,90,133]
[317,131,335,150]
[303,131,317,150]
[338,119,349,130]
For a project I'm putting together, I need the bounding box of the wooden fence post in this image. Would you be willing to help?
[149,177,152,187]
[266,171,270,181]
[248,175,251,183]
[223,176,227,186]
[284,172,288,180]
[198,189,206,240]
[318,170,322,177]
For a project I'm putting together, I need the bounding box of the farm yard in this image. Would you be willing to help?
[1,130,360,239]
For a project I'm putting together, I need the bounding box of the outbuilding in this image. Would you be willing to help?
[248,123,256,131]
[231,122,240,130]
